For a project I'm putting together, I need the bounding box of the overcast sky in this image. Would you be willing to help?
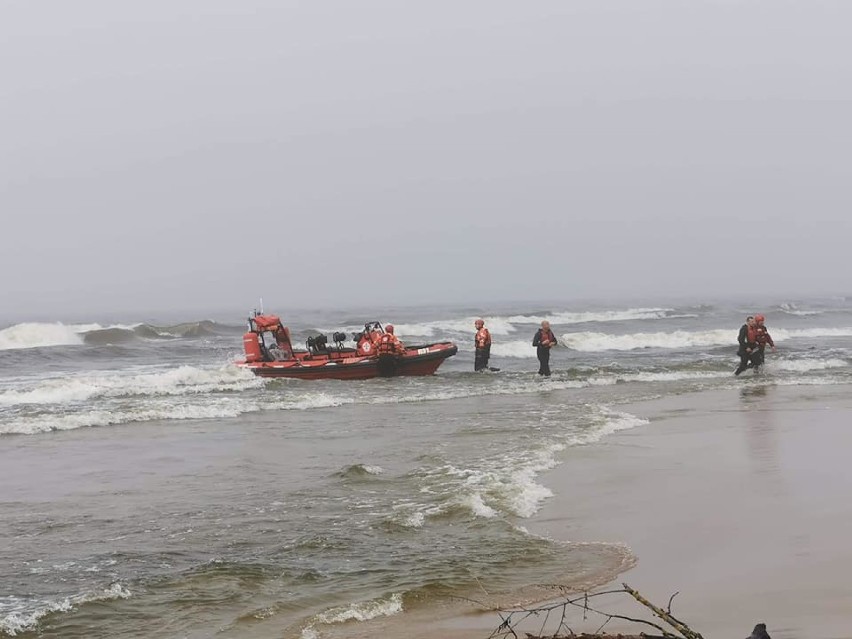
[2,0,850,319]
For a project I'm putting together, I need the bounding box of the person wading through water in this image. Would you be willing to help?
[473,319,492,372]
[734,315,757,376]
[751,314,776,373]
[532,320,557,377]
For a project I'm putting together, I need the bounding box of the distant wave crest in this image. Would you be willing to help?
[0,320,239,350]
[561,327,852,351]
[0,322,88,351]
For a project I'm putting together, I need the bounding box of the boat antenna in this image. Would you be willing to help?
[260,297,264,314]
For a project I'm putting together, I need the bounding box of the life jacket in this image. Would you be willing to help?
[475,327,491,349]
[755,326,770,346]
[746,325,757,343]
[538,329,555,347]
[376,333,404,356]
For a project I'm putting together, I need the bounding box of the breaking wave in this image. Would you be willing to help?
[0,365,262,407]
[503,307,689,325]
[0,583,131,637]
[336,464,385,479]
[326,307,695,342]
[83,320,233,344]
[773,358,848,373]
[777,302,823,316]
[0,322,89,350]
[561,327,852,351]
[302,592,403,637]
[405,408,648,523]
[0,320,239,350]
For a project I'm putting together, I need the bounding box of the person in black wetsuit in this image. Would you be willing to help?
[734,315,756,376]
[532,320,557,376]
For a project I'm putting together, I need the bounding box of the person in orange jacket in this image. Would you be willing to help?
[532,320,557,376]
[375,324,405,376]
[474,319,492,371]
[375,324,405,356]
[751,314,776,372]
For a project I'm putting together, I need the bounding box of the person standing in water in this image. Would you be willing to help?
[473,319,492,372]
[734,315,757,376]
[751,314,776,372]
[532,320,557,376]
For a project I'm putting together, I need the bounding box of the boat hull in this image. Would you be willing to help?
[240,342,458,380]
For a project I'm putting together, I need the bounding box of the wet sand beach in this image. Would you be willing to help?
[529,382,852,639]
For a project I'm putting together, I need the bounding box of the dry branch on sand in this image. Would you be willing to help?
[486,582,758,639]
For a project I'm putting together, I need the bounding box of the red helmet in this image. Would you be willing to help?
[385,324,394,334]
[475,319,484,328]
[754,314,765,323]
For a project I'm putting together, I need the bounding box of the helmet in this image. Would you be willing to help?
[385,324,394,334]
[475,319,484,328]
[755,314,765,323]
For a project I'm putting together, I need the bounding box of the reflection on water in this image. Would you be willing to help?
[739,384,770,400]
[738,383,784,488]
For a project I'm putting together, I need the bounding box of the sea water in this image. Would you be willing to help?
[2,297,851,637]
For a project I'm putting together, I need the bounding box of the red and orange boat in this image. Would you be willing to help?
[239,314,457,380]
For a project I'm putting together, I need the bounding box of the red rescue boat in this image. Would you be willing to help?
[238,314,457,380]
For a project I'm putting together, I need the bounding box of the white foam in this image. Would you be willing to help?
[0,322,89,350]
[461,492,499,519]
[0,365,263,407]
[505,307,678,325]
[778,302,823,316]
[2,403,248,435]
[360,465,385,475]
[0,584,130,636]
[392,316,516,338]
[315,592,403,625]
[434,410,647,520]
[774,358,849,372]
[505,466,556,518]
[562,329,735,351]
[0,389,361,435]
[618,370,732,383]
[489,340,539,358]
[774,327,852,339]
[562,327,852,351]
[564,408,649,447]
[401,511,426,528]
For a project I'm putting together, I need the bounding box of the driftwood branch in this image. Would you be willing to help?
[488,583,705,639]
[622,583,704,639]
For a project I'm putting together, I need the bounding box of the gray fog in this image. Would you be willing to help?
[2,1,850,319]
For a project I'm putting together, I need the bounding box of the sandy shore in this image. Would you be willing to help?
[528,381,852,639]
[304,381,852,639]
